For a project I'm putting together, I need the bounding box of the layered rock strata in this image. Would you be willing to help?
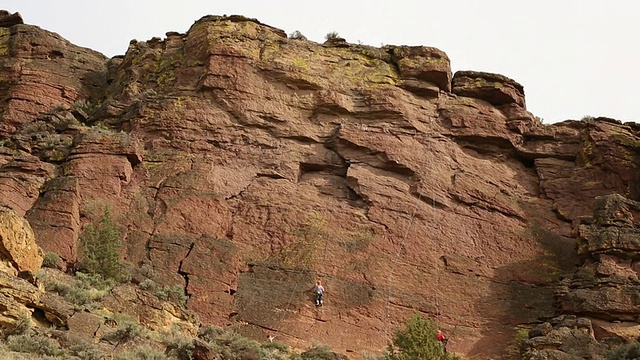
[1,11,640,358]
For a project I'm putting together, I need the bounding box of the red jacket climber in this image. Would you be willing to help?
[437,329,448,353]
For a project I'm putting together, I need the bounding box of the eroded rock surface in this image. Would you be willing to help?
[522,315,604,360]
[559,194,640,323]
[0,206,43,274]
[1,12,640,359]
[0,206,44,329]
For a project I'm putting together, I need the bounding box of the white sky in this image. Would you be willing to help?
[4,0,639,123]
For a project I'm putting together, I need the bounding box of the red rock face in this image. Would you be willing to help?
[2,13,640,359]
[0,21,106,136]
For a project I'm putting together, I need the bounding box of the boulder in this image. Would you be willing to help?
[0,206,44,274]
[0,270,43,326]
[453,70,525,107]
[391,45,452,92]
[0,10,23,28]
[522,316,603,360]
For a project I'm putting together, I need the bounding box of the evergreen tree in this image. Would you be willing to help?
[385,314,459,360]
[80,207,126,282]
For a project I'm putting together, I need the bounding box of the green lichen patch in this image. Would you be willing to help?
[0,27,10,56]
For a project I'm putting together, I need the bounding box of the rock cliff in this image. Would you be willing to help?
[1,10,640,359]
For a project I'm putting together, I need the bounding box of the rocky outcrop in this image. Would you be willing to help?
[0,152,55,216]
[0,206,44,328]
[390,45,452,94]
[0,206,43,274]
[558,194,640,323]
[1,12,640,359]
[0,270,42,326]
[522,315,605,360]
[100,284,198,335]
[0,10,22,28]
[453,70,526,107]
[0,17,107,136]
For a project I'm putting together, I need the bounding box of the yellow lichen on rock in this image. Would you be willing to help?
[0,206,44,275]
[0,271,42,326]
[0,27,9,56]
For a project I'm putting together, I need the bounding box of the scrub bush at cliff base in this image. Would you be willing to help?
[384,315,460,360]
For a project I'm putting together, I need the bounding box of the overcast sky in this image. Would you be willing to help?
[4,0,638,123]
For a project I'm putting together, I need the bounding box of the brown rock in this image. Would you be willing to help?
[522,316,603,360]
[0,22,107,136]
[0,206,44,274]
[100,284,197,335]
[591,318,640,341]
[558,194,640,324]
[0,153,55,216]
[391,45,452,92]
[0,10,23,28]
[67,311,103,341]
[27,176,81,261]
[453,70,526,107]
[0,270,43,326]
[576,195,640,259]
[191,339,215,360]
[4,13,640,360]
[37,291,75,326]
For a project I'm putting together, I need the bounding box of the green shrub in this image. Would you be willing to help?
[325,32,340,40]
[71,99,95,114]
[606,341,640,360]
[6,333,64,356]
[114,345,171,360]
[161,327,195,360]
[1,315,32,338]
[300,344,340,360]
[363,353,383,360]
[515,328,529,348]
[107,321,144,344]
[42,252,62,268]
[37,270,71,295]
[139,278,157,291]
[581,115,596,122]
[289,30,307,40]
[198,325,225,343]
[384,314,459,360]
[154,285,188,307]
[262,340,289,352]
[80,207,128,282]
[68,341,105,360]
[40,271,114,307]
[208,330,263,360]
[139,279,188,307]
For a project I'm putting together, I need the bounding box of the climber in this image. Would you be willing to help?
[313,280,325,306]
[437,329,448,353]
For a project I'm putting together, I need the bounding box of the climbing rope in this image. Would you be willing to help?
[383,132,447,343]
[269,211,329,339]
[433,195,442,329]
[384,188,422,342]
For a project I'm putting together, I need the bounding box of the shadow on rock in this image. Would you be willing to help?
[467,215,577,358]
